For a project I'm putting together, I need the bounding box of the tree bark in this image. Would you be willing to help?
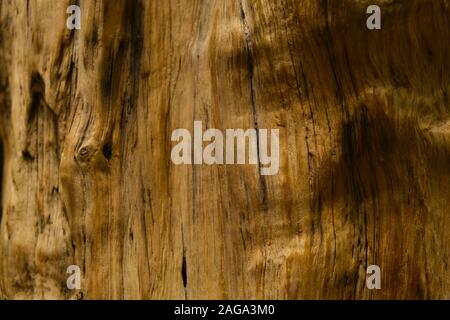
[0,0,450,299]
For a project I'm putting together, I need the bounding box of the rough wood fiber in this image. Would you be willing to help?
[0,0,449,299]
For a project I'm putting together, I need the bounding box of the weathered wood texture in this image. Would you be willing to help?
[0,0,450,299]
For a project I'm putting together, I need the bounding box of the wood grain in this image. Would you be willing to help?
[0,0,449,299]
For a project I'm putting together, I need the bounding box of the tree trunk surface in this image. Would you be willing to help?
[0,0,450,299]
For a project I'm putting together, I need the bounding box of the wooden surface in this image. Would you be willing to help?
[0,0,449,299]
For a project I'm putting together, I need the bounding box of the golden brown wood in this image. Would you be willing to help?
[0,0,449,299]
